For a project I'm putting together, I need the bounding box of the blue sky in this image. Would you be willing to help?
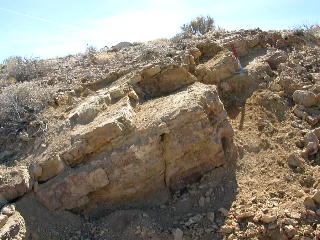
[0,0,319,62]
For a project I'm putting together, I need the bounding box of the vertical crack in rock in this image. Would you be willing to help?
[159,133,168,188]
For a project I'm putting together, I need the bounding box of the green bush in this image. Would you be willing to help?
[181,15,215,35]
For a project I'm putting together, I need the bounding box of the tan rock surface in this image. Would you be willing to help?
[35,83,233,211]
[136,65,197,97]
[293,90,318,107]
[37,156,65,181]
[195,50,238,84]
[0,211,27,240]
[0,167,33,204]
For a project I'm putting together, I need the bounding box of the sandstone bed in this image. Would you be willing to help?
[0,28,320,240]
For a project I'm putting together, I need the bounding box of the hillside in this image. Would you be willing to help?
[0,27,320,240]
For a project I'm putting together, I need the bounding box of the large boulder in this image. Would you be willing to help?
[35,83,234,211]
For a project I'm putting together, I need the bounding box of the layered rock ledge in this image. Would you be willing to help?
[35,82,233,211]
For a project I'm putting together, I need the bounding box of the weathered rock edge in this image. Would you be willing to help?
[35,82,234,211]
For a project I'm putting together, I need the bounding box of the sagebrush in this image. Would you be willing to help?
[83,45,98,64]
[181,15,215,35]
[4,56,48,82]
[0,81,50,137]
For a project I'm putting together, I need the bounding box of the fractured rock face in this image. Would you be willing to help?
[136,65,197,98]
[68,95,103,125]
[195,50,238,85]
[35,83,234,211]
[278,62,314,95]
[218,56,272,101]
[61,97,135,167]
[196,40,223,62]
[263,49,288,70]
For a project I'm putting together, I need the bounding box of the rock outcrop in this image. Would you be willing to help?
[35,83,233,211]
[195,50,238,85]
[134,64,197,97]
[1,27,320,240]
